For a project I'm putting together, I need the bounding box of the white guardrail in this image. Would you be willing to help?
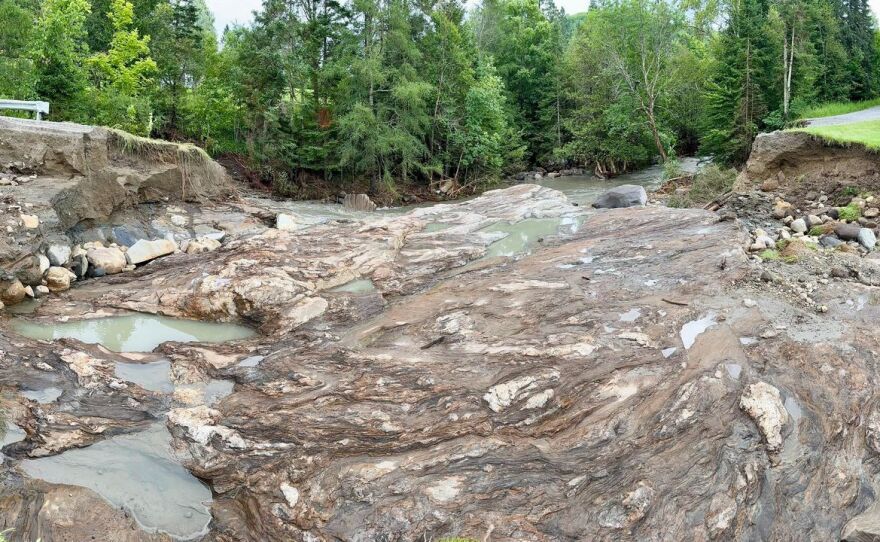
[0,100,50,120]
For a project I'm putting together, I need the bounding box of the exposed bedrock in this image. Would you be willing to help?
[5,184,880,540]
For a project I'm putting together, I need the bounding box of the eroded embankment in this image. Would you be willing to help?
[738,130,880,206]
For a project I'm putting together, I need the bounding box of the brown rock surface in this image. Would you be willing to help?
[3,185,880,541]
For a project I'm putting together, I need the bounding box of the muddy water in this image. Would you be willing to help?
[20,423,213,540]
[534,158,700,206]
[11,314,255,352]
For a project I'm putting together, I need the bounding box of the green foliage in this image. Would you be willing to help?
[85,0,157,134]
[31,0,92,118]
[839,203,862,221]
[759,249,780,261]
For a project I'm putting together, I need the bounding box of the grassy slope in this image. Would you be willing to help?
[794,119,880,151]
[798,98,880,119]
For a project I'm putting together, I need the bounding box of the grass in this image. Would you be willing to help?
[794,120,880,151]
[839,203,862,221]
[759,249,780,261]
[798,98,880,120]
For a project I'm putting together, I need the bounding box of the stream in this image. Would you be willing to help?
[1,160,692,540]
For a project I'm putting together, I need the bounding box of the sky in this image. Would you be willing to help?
[206,0,880,35]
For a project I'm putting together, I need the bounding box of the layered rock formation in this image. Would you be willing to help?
[5,179,880,541]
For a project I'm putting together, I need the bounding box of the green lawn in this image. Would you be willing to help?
[798,98,880,120]
[793,119,880,150]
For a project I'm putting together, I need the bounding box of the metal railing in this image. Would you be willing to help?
[0,100,50,120]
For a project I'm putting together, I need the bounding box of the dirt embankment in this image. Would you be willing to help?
[738,130,880,207]
[0,116,233,229]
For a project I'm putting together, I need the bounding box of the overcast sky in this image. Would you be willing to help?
[206,0,880,35]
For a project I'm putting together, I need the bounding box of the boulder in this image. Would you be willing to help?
[126,239,177,265]
[835,223,862,241]
[46,244,71,266]
[790,218,807,234]
[45,266,73,292]
[592,185,648,209]
[86,247,127,275]
[0,279,27,305]
[858,228,877,250]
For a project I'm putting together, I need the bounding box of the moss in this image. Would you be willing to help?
[839,203,861,222]
[775,239,790,250]
[783,255,799,264]
[808,226,824,236]
[759,249,780,261]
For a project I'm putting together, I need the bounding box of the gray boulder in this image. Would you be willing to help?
[46,244,71,266]
[858,228,877,250]
[592,185,648,209]
[835,223,862,241]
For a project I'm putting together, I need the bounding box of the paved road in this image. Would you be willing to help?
[806,105,880,127]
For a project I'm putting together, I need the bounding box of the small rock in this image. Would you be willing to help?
[865,208,880,219]
[761,178,779,192]
[820,235,844,249]
[86,247,127,275]
[35,285,50,297]
[45,266,72,292]
[743,299,757,308]
[19,213,39,229]
[186,237,222,254]
[126,239,177,265]
[46,244,71,266]
[760,270,777,283]
[790,218,807,234]
[0,279,26,305]
[38,254,50,273]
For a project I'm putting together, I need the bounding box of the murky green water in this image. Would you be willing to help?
[481,218,565,259]
[11,314,255,352]
[329,279,377,293]
[20,423,212,540]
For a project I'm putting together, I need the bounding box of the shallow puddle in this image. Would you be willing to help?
[21,387,63,403]
[482,218,565,259]
[329,279,377,294]
[423,222,454,233]
[11,314,255,352]
[20,423,212,540]
[679,312,717,350]
[115,360,173,393]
